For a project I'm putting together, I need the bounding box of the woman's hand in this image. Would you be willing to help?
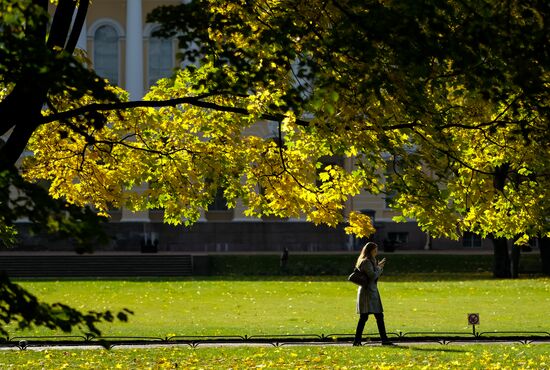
[378,258,386,268]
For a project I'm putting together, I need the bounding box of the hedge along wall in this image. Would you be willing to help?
[200,253,542,276]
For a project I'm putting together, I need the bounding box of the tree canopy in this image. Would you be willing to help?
[13,0,549,243]
[145,0,549,243]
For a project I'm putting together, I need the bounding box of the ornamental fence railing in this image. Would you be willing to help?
[2,329,550,350]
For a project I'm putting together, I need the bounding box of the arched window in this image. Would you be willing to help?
[94,25,119,85]
[148,30,173,87]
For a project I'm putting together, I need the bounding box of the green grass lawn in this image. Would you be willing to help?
[7,274,550,339]
[1,344,549,369]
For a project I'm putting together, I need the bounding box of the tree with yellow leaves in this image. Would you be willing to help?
[145,0,549,277]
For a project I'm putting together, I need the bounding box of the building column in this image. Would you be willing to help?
[76,18,87,51]
[125,0,144,100]
[121,0,149,223]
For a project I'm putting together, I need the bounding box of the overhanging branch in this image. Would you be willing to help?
[65,0,89,53]
[40,94,311,126]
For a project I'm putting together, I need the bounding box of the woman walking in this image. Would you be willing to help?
[353,242,393,346]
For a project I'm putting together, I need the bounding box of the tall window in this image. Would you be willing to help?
[148,32,173,87]
[94,25,119,85]
[209,187,229,211]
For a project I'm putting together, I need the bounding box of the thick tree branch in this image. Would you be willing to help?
[43,93,510,139]
[40,95,311,127]
[46,0,77,50]
[65,0,89,53]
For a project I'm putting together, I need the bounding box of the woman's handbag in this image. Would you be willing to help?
[348,268,369,286]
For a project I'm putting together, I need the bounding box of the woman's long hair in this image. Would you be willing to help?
[355,242,378,269]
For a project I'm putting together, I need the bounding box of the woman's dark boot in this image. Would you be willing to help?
[375,313,394,345]
[353,314,368,346]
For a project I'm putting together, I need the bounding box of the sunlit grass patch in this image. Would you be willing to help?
[6,275,550,339]
[0,344,549,369]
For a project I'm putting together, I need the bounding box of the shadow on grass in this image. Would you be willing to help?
[395,345,468,353]
[12,273,548,283]
[193,273,505,282]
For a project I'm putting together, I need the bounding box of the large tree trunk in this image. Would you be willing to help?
[540,237,550,276]
[510,244,521,279]
[491,236,511,278]
[0,95,44,171]
[0,0,80,172]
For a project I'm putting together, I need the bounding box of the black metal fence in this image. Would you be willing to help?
[2,329,549,350]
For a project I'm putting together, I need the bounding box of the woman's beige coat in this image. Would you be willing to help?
[356,258,384,314]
